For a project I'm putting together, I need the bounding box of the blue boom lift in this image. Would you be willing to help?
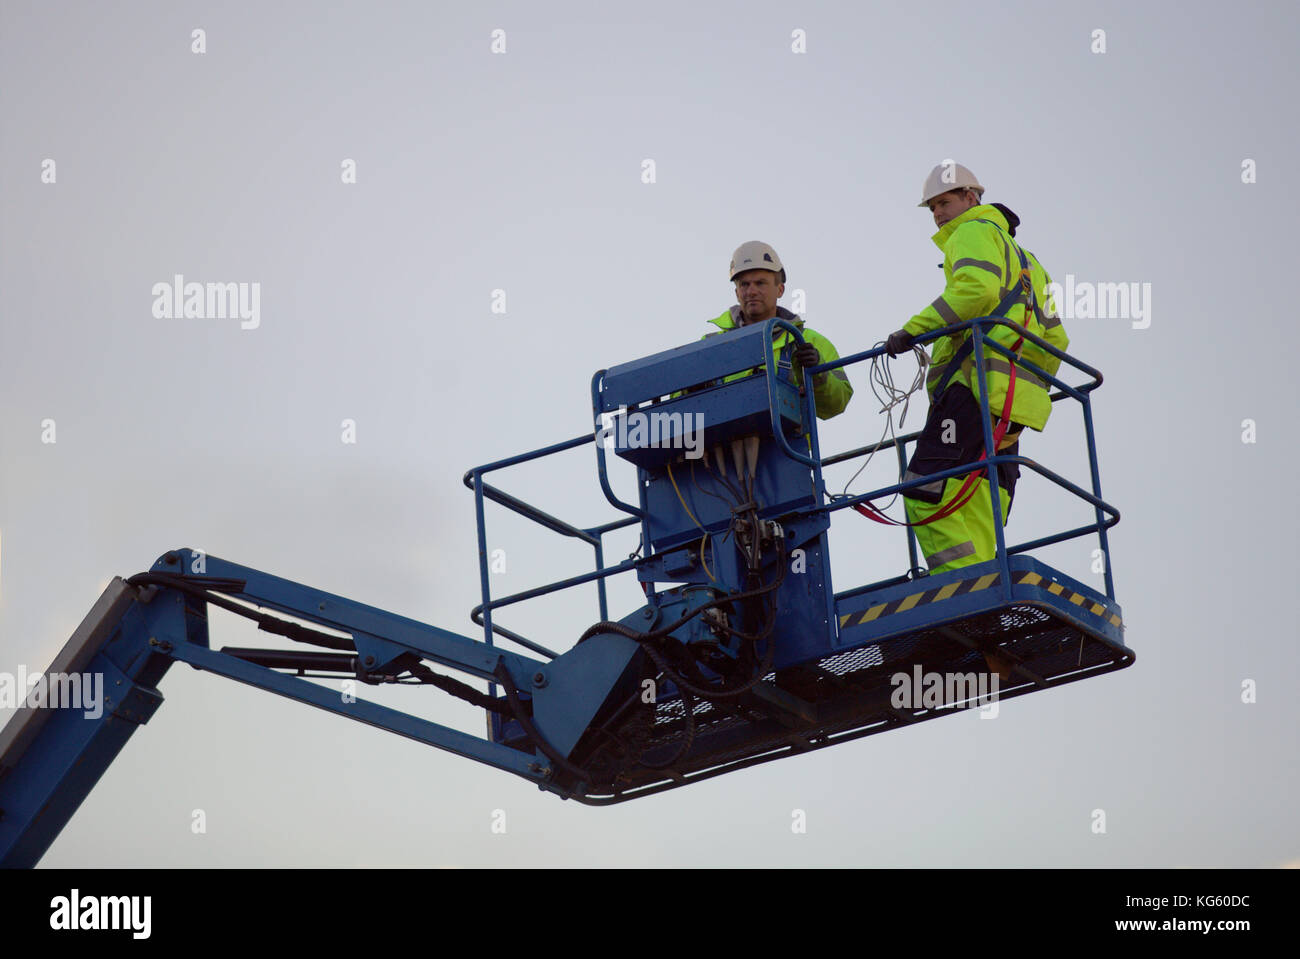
[0,316,1131,867]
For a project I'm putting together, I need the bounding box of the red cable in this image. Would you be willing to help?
[853,331,1023,529]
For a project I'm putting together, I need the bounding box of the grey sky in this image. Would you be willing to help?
[1,0,1296,866]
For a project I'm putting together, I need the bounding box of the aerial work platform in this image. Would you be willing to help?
[473,316,1130,800]
[0,314,1129,865]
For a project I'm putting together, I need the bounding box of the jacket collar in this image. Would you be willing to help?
[931,203,1009,250]
[709,304,805,334]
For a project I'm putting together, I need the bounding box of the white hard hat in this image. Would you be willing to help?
[918,162,984,207]
[729,241,785,281]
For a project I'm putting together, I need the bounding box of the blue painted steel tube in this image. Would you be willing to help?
[817,332,1084,475]
[803,353,828,504]
[979,317,1104,391]
[164,641,553,788]
[978,336,1093,405]
[476,558,639,615]
[465,419,642,664]
[827,461,984,510]
[465,432,592,478]
[1008,520,1120,557]
[826,454,1118,527]
[466,419,646,660]
[811,318,1102,397]
[814,316,1120,581]
[590,370,645,518]
[963,318,1104,390]
[828,343,888,370]
[836,452,1120,580]
[896,440,921,573]
[181,554,547,683]
[476,480,599,546]
[588,516,640,536]
[593,540,609,621]
[463,435,606,551]
[969,325,1014,602]
[1081,396,1116,599]
[828,455,1008,510]
[765,317,817,468]
[636,462,652,577]
[1002,456,1120,518]
[468,609,559,660]
[473,471,495,667]
[822,428,924,467]
[790,325,838,634]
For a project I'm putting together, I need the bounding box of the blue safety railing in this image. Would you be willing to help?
[464,313,1118,666]
[463,315,813,664]
[462,440,641,662]
[811,316,1118,606]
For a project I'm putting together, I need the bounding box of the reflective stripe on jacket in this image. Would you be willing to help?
[903,205,1069,431]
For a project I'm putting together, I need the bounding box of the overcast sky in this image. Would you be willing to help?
[2,0,1296,867]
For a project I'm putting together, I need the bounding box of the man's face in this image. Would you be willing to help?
[733,269,784,324]
[927,188,979,228]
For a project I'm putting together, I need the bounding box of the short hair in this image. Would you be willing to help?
[735,268,787,285]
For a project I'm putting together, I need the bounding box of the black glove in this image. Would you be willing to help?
[794,342,821,369]
[885,329,915,357]
[793,342,826,385]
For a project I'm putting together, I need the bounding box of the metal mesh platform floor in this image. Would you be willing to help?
[574,601,1133,803]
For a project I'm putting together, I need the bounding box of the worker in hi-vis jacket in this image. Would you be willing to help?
[884,163,1069,575]
[702,240,853,420]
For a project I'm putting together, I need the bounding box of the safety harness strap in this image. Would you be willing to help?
[853,221,1032,531]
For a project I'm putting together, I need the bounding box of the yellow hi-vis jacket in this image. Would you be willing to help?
[705,306,853,420]
[903,204,1068,432]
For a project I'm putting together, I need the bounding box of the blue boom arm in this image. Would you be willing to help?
[0,550,646,868]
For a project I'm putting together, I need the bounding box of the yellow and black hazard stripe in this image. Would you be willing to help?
[1014,570,1122,628]
[838,569,1122,630]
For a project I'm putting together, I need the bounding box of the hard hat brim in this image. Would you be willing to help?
[918,183,985,208]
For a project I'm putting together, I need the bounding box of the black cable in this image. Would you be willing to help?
[129,571,515,718]
[580,664,697,775]
[687,458,745,555]
[689,458,736,511]
[634,688,696,770]
[127,572,355,651]
[581,537,786,701]
[637,610,770,700]
[576,562,784,647]
[703,455,747,508]
[709,581,782,644]
[576,496,789,779]
[406,660,514,716]
[673,535,785,698]
[494,662,595,785]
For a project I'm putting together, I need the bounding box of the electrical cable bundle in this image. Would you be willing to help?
[572,446,788,780]
[838,342,929,509]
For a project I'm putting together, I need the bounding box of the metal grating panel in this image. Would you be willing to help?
[580,602,1131,797]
